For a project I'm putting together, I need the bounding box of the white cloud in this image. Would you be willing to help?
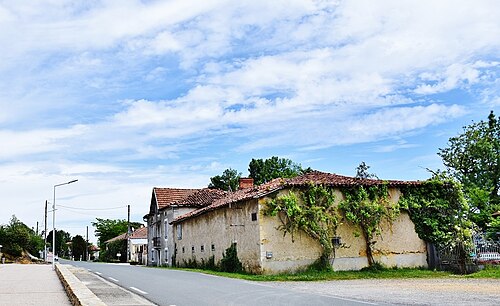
[0,0,498,241]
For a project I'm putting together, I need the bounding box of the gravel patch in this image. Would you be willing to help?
[261,278,500,305]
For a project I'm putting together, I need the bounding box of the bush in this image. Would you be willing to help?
[220,243,243,273]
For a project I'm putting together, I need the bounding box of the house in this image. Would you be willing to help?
[171,171,428,274]
[144,187,227,266]
[129,226,148,265]
[89,245,100,261]
[103,227,147,263]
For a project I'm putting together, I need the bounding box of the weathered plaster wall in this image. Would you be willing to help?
[259,191,323,274]
[258,188,427,273]
[174,200,262,273]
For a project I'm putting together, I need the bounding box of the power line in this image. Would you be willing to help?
[58,204,127,211]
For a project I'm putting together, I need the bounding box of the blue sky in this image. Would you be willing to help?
[0,0,498,243]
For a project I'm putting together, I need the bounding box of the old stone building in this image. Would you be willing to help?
[144,187,226,266]
[171,171,428,274]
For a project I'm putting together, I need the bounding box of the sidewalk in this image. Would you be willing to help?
[0,264,71,306]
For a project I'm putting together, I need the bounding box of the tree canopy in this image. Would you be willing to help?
[0,215,44,258]
[355,161,378,179]
[47,229,72,257]
[71,235,87,260]
[438,111,500,229]
[92,218,142,249]
[208,168,241,191]
[248,156,305,185]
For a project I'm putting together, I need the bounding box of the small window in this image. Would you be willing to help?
[177,224,182,240]
[191,246,195,253]
[164,249,168,262]
[211,244,215,252]
[201,245,205,252]
[251,212,257,221]
[182,246,185,254]
[332,237,342,247]
[165,223,168,239]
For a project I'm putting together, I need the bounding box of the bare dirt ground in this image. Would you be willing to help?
[263,278,500,305]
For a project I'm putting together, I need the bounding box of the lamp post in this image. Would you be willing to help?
[52,179,78,270]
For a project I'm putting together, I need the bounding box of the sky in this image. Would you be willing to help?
[0,0,498,244]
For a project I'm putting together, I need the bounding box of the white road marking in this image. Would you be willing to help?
[130,287,148,295]
[108,277,119,282]
[94,272,102,275]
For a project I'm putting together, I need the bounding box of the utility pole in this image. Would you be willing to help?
[127,205,131,262]
[86,226,89,261]
[44,200,48,262]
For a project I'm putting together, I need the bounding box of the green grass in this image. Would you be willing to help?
[161,266,452,281]
[158,264,500,281]
[465,265,500,279]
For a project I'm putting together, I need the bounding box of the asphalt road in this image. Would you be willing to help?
[61,260,376,306]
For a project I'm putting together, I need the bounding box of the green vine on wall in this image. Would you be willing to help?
[264,180,472,271]
[399,179,472,246]
[338,184,400,266]
[263,184,340,269]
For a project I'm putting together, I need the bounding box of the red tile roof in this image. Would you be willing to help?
[105,232,127,244]
[172,171,421,224]
[130,226,148,239]
[285,171,421,187]
[154,187,199,210]
[173,188,228,207]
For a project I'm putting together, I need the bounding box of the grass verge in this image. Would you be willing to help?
[158,264,500,281]
[161,266,454,281]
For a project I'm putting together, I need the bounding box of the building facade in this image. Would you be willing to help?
[144,187,226,266]
[172,171,428,274]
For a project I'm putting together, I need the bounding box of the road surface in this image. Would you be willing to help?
[61,259,375,306]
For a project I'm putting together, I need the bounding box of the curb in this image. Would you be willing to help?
[55,263,107,306]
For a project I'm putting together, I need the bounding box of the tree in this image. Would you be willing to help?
[71,235,87,260]
[92,218,142,249]
[0,216,44,258]
[355,161,378,179]
[248,156,303,185]
[47,229,71,257]
[208,168,241,191]
[438,111,500,229]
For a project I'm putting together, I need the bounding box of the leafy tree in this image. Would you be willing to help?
[355,161,378,179]
[208,168,241,191]
[438,111,500,229]
[71,235,87,260]
[486,218,500,241]
[248,156,303,185]
[92,218,142,249]
[100,239,127,262]
[0,215,44,258]
[47,229,72,257]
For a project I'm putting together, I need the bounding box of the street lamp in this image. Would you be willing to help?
[52,179,78,270]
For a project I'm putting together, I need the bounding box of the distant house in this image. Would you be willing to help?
[103,226,148,264]
[89,245,100,261]
[144,187,227,266]
[171,171,428,274]
[129,226,148,265]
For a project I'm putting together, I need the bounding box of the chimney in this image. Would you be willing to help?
[239,177,254,190]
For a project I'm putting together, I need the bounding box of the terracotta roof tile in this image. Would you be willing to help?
[104,232,127,244]
[173,188,228,207]
[154,187,199,210]
[130,226,148,239]
[172,171,422,224]
[285,171,421,187]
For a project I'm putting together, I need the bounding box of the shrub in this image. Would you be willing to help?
[220,243,243,273]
